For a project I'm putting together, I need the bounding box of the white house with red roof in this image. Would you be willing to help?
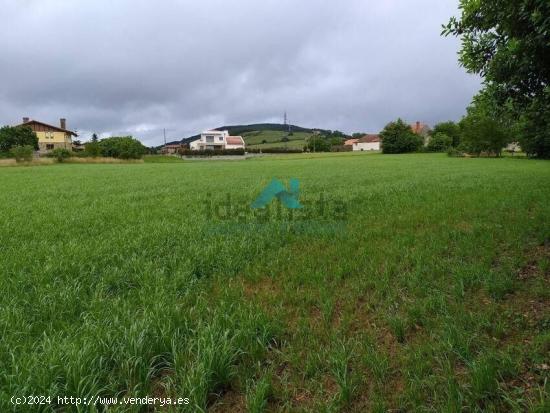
[189,130,245,151]
[353,134,381,151]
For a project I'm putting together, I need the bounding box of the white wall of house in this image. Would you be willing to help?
[190,140,201,150]
[353,142,380,151]
[225,143,244,149]
[190,130,228,150]
[201,130,227,150]
[190,130,245,150]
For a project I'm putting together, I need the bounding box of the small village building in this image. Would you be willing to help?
[353,134,381,151]
[161,144,184,154]
[17,117,77,153]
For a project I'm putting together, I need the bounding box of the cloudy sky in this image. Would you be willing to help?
[0,0,479,146]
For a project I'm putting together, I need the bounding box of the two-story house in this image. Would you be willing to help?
[189,130,245,150]
[18,117,77,153]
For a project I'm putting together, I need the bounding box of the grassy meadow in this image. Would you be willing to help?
[243,131,311,149]
[0,153,549,412]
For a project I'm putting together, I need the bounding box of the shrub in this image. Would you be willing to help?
[48,148,72,162]
[98,136,146,159]
[380,119,423,154]
[84,141,102,157]
[447,147,465,157]
[459,116,510,157]
[431,121,461,147]
[427,132,453,152]
[10,145,34,162]
[281,136,289,142]
[259,147,302,154]
[0,126,38,154]
[305,136,332,152]
[331,145,353,152]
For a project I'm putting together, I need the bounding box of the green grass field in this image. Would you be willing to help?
[1,153,549,412]
[144,155,185,163]
[243,131,312,149]
[247,140,307,150]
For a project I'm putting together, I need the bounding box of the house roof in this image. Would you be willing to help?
[226,136,244,145]
[203,129,227,134]
[410,122,430,135]
[164,144,182,148]
[357,134,381,143]
[344,139,359,146]
[17,119,78,136]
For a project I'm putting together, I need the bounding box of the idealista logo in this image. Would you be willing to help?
[251,178,303,209]
[203,177,347,227]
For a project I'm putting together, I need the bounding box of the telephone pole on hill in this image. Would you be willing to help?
[283,111,291,148]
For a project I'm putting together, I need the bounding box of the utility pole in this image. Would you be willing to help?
[284,111,291,148]
[161,128,175,155]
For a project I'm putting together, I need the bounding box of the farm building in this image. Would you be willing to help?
[190,130,245,150]
[353,134,381,151]
[17,117,77,153]
[161,144,184,154]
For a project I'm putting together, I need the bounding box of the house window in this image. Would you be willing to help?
[219,137,223,141]
[205,136,214,143]
[46,144,54,150]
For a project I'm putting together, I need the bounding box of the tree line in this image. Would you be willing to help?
[0,125,147,162]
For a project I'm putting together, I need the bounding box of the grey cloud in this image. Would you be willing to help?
[0,0,479,145]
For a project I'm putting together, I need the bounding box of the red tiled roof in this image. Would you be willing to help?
[358,134,381,143]
[17,119,78,136]
[226,136,244,145]
[344,139,359,146]
[411,122,429,134]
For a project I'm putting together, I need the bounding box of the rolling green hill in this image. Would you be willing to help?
[176,123,328,148]
[242,130,313,149]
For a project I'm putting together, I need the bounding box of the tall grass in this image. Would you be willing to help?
[0,153,549,411]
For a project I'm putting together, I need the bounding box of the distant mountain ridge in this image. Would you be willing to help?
[166,123,330,145]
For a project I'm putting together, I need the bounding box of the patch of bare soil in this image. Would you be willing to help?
[209,390,246,413]
[518,243,549,280]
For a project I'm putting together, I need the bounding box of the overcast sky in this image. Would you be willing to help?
[0,0,479,146]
